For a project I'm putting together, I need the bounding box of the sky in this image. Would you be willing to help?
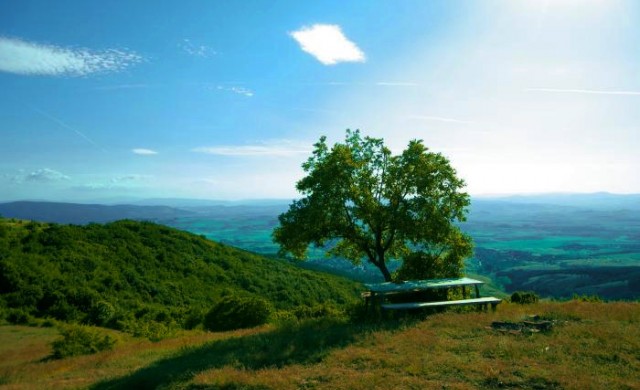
[1,0,639,202]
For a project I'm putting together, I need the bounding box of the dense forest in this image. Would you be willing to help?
[0,218,360,336]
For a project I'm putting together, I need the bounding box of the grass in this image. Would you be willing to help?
[1,301,639,389]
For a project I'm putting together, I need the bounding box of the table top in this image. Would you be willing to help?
[365,277,484,294]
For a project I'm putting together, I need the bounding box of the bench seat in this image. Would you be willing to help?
[381,296,501,310]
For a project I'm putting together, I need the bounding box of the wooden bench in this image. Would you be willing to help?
[381,296,501,311]
[365,277,501,312]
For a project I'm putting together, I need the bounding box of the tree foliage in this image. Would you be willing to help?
[204,295,273,331]
[0,218,360,334]
[273,129,473,282]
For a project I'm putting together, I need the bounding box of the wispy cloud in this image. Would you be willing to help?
[179,39,216,58]
[25,168,70,182]
[110,174,151,183]
[0,36,142,77]
[407,115,476,125]
[215,85,254,97]
[290,24,365,65]
[376,82,419,87]
[525,88,640,96]
[192,140,311,157]
[132,148,158,155]
[75,174,152,190]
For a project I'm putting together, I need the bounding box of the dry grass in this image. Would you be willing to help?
[2,302,639,389]
[0,325,267,389]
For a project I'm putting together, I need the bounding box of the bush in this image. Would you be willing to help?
[183,308,205,330]
[270,310,298,327]
[293,302,344,320]
[204,295,272,332]
[510,291,539,304]
[40,318,57,327]
[572,293,603,302]
[87,300,116,326]
[5,308,33,325]
[394,250,464,282]
[51,325,116,359]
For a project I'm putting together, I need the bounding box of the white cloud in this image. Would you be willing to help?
[525,88,640,96]
[75,174,152,190]
[215,85,254,97]
[179,39,216,58]
[111,174,151,183]
[132,148,158,155]
[290,24,365,65]
[0,36,142,76]
[192,140,311,157]
[25,168,70,182]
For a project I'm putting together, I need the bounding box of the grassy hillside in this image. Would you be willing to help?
[5,198,639,298]
[0,301,638,388]
[0,218,360,333]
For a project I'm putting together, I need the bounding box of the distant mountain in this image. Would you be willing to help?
[0,200,292,225]
[0,201,193,224]
[476,192,640,210]
[133,198,292,208]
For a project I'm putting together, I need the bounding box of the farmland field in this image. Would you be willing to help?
[161,196,640,300]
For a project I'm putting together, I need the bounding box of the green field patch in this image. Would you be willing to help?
[480,236,618,256]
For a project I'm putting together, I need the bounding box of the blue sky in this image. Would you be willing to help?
[1,0,639,202]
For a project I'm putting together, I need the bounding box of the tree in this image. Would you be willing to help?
[273,129,473,282]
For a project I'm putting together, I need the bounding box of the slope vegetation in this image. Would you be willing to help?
[0,218,360,331]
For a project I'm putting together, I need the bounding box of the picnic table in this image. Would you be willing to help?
[364,277,501,311]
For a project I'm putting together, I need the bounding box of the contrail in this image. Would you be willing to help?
[31,106,108,152]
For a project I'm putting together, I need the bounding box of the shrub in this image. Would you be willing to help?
[510,291,539,304]
[394,250,463,282]
[5,308,33,325]
[183,308,205,330]
[87,300,116,326]
[572,293,603,302]
[270,310,298,327]
[137,321,175,341]
[346,301,372,323]
[40,318,57,327]
[204,295,272,332]
[51,325,116,359]
[293,302,344,320]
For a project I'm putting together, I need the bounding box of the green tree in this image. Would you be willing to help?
[273,130,472,282]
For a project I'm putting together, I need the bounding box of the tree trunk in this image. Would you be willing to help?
[378,263,392,282]
[366,252,393,282]
[374,230,392,282]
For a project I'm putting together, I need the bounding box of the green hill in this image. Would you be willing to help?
[0,218,361,333]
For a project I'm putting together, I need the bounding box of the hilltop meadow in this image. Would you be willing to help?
[1,301,639,389]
